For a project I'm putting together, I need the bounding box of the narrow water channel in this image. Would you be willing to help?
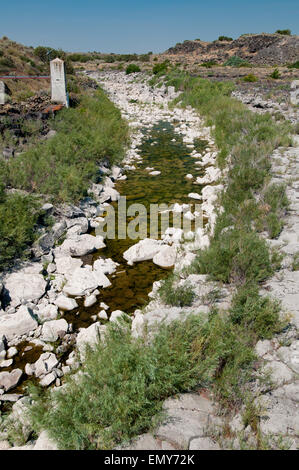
[65,120,208,329]
[1,120,208,400]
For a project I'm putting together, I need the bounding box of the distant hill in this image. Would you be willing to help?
[0,37,50,100]
[164,33,299,66]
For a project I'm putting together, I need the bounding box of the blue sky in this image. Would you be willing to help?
[1,0,298,53]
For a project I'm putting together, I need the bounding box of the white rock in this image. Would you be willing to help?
[0,306,38,341]
[93,258,118,275]
[36,304,59,323]
[84,294,97,308]
[0,369,22,392]
[110,310,129,323]
[33,431,58,450]
[153,245,177,268]
[57,234,105,257]
[131,313,145,338]
[55,295,78,312]
[3,272,47,307]
[188,192,202,200]
[162,228,184,244]
[39,372,56,387]
[41,319,68,342]
[7,347,18,359]
[76,323,104,358]
[98,310,108,321]
[123,239,163,265]
[63,266,111,297]
[100,302,109,311]
[149,171,161,176]
[55,256,83,275]
[34,353,59,378]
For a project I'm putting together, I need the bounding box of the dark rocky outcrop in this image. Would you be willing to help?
[165,33,299,65]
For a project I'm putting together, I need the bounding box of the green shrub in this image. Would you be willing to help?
[191,230,276,284]
[230,285,283,339]
[152,61,168,75]
[5,89,128,203]
[243,74,258,82]
[27,313,258,449]
[270,68,281,79]
[288,61,299,69]
[28,318,206,450]
[125,64,141,74]
[224,56,250,67]
[218,36,233,41]
[0,56,15,68]
[0,192,41,269]
[275,29,291,35]
[158,276,195,307]
[200,61,217,68]
[292,252,299,271]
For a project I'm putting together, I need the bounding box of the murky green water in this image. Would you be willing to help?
[1,121,208,398]
[64,121,207,329]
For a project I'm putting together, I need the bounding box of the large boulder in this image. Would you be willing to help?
[56,234,105,257]
[3,272,47,307]
[41,319,69,342]
[63,266,111,297]
[153,245,177,268]
[54,295,78,312]
[0,369,23,392]
[76,323,106,358]
[36,303,58,323]
[123,239,163,265]
[0,306,38,341]
[55,256,83,275]
[33,353,59,378]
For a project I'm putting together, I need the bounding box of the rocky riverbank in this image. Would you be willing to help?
[0,71,224,448]
[0,71,298,450]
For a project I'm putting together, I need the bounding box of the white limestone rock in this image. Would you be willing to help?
[3,272,47,307]
[33,431,58,450]
[76,323,106,358]
[55,256,83,275]
[123,239,163,265]
[0,306,38,341]
[0,369,23,392]
[41,319,68,342]
[34,353,59,378]
[153,245,177,268]
[57,234,105,257]
[63,266,111,297]
[55,295,78,312]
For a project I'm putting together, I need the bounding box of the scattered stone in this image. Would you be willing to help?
[0,369,23,392]
[41,319,69,342]
[33,431,58,450]
[3,272,47,307]
[0,306,38,341]
[153,245,177,268]
[34,353,59,378]
[55,295,78,312]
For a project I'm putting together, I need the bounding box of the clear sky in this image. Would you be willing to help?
[1,0,298,53]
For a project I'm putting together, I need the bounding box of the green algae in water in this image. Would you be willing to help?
[70,121,208,324]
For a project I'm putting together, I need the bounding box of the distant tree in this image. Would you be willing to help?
[275,29,291,35]
[218,36,233,41]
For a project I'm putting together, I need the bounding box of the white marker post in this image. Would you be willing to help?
[50,58,69,107]
[0,81,6,105]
